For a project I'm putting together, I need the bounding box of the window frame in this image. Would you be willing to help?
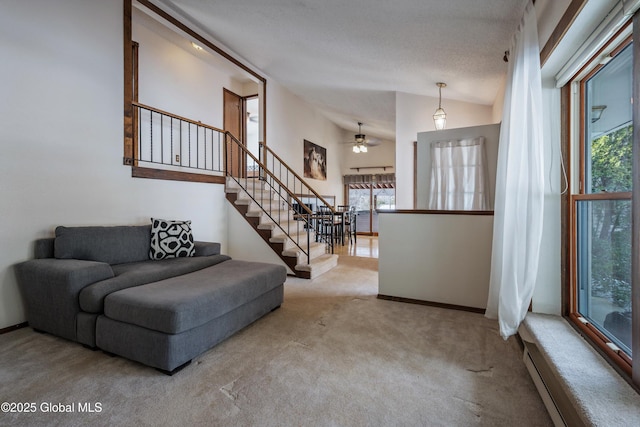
[565,22,636,380]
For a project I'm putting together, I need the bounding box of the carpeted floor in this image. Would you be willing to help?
[0,256,552,426]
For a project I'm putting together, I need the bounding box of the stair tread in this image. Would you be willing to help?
[226,178,266,189]
[295,253,339,272]
[282,242,325,257]
[236,194,276,203]
[257,223,276,230]
[257,219,302,231]
[269,230,311,243]
[226,175,338,279]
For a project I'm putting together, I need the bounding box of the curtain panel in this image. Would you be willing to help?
[485,0,545,339]
[428,137,489,210]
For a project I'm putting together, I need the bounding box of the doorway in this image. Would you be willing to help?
[244,95,260,176]
[224,89,243,177]
[347,184,396,235]
[224,89,262,177]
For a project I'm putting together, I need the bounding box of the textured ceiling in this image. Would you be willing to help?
[158,0,529,140]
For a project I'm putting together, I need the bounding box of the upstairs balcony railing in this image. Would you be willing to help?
[133,102,225,175]
[132,103,336,221]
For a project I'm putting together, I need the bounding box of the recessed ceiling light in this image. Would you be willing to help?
[191,42,204,51]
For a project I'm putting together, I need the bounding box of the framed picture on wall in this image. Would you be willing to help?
[303,139,327,181]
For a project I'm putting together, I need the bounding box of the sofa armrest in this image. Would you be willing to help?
[14,259,114,341]
[34,238,55,259]
[194,241,221,257]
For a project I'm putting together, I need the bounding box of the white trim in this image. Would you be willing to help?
[554,0,638,87]
[523,347,566,427]
[623,0,640,16]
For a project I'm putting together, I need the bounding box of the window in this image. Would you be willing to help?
[428,137,489,210]
[569,31,635,372]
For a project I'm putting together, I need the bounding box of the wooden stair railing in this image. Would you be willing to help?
[131,102,226,177]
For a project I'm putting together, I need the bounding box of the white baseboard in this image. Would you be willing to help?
[523,345,566,427]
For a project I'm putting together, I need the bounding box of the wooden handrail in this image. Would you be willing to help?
[132,101,225,134]
[262,144,336,213]
[226,133,314,216]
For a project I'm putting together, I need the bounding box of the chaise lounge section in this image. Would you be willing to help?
[15,222,286,374]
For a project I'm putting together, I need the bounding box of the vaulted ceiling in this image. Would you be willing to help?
[158,0,530,140]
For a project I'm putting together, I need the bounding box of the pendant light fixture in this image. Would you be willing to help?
[433,82,447,130]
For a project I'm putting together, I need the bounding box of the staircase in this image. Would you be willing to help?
[224,137,339,279]
[129,101,338,278]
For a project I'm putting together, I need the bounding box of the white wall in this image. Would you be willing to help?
[395,92,494,209]
[378,213,494,309]
[226,204,291,272]
[0,0,229,329]
[266,79,344,201]
[491,76,507,123]
[134,19,243,129]
[532,78,562,315]
[340,128,395,178]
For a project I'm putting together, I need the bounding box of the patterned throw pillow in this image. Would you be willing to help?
[149,218,195,260]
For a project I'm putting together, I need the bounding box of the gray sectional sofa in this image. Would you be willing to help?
[15,224,286,374]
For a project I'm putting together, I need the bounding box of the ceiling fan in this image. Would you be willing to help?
[350,122,379,153]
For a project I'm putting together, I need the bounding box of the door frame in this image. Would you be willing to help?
[223,88,244,177]
[346,183,396,236]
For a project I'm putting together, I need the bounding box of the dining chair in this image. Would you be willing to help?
[344,206,357,245]
[315,206,334,253]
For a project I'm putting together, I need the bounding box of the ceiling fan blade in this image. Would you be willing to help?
[364,137,382,146]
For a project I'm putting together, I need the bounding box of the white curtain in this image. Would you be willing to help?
[428,137,489,210]
[485,0,544,339]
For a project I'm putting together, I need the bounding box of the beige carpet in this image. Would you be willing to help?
[0,256,551,426]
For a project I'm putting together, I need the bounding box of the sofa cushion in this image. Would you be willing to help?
[194,241,221,257]
[55,225,151,265]
[103,260,287,334]
[149,218,195,260]
[79,254,231,313]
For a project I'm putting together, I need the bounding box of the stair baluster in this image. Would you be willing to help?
[224,134,338,278]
